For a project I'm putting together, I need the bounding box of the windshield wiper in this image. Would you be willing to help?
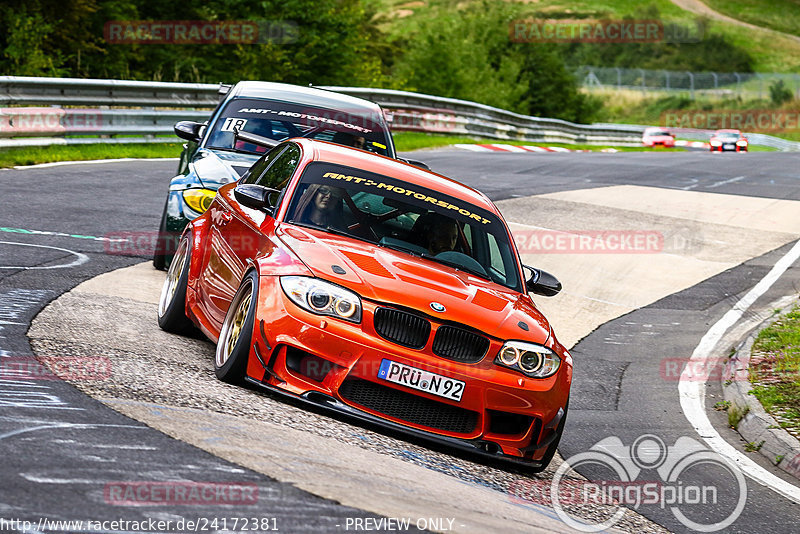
[377,240,491,280]
[425,255,490,281]
[376,240,424,257]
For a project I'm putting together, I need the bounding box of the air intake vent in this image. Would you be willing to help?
[339,378,479,434]
[432,326,490,363]
[373,307,431,349]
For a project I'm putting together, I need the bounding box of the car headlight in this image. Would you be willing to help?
[495,341,561,378]
[183,189,217,214]
[736,140,747,146]
[710,140,722,146]
[280,276,362,323]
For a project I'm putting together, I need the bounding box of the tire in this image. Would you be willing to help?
[215,270,258,384]
[157,235,193,334]
[153,201,169,270]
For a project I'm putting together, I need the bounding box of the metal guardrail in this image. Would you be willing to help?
[1,76,798,151]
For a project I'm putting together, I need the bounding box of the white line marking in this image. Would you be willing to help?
[707,175,746,189]
[11,157,179,170]
[679,239,800,503]
[0,241,89,270]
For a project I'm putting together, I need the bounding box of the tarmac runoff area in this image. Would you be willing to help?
[28,184,800,533]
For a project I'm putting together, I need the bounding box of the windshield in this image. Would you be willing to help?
[716,132,740,139]
[284,162,522,291]
[205,98,392,157]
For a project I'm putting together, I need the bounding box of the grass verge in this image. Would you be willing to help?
[393,132,656,152]
[0,143,182,168]
[750,305,800,439]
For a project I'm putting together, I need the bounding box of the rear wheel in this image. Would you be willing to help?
[157,235,193,334]
[215,270,258,384]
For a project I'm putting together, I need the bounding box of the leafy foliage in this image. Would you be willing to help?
[391,1,600,122]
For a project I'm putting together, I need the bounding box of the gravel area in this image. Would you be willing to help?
[29,286,669,533]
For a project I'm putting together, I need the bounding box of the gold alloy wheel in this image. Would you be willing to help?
[216,279,253,368]
[158,240,187,318]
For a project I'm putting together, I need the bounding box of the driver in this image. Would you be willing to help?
[332,131,367,150]
[416,213,459,255]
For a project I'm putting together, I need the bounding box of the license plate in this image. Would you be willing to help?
[377,359,465,401]
[723,144,734,149]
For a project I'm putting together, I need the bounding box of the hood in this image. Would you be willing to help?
[275,225,551,344]
[190,149,260,189]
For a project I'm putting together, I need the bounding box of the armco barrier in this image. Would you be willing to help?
[1,76,798,150]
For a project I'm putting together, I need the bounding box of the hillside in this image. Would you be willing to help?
[374,0,800,73]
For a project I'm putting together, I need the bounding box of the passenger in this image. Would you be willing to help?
[295,184,345,229]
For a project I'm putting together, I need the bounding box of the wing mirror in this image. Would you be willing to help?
[233,184,280,214]
[174,121,204,142]
[523,265,562,297]
[399,157,431,170]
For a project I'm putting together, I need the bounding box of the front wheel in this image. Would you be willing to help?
[215,270,258,384]
[157,235,193,334]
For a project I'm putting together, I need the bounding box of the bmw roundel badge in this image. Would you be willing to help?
[430,302,446,313]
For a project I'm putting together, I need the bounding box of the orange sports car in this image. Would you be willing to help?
[157,137,572,471]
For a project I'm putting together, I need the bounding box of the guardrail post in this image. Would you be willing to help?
[687,72,694,99]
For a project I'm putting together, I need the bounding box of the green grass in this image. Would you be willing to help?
[750,306,800,438]
[704,0,800,38]
[0,142,182,168]
[376,0,800,73]
[393,131,658,151]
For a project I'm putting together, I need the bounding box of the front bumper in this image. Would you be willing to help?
[244,276,572,466]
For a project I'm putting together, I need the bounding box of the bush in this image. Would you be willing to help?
[769,80,794,106]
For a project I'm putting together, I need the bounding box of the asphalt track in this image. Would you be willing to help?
[2,149,800,533]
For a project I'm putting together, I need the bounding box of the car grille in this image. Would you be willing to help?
[432,326,490,363]
[339,378,479,434]
[373,307,431,349]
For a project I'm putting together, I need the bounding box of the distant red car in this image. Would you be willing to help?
[709,129,748,152]
[642,127,675,148]
[157,137,572,471]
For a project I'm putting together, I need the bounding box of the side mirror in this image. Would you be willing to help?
[523,265,562,297]
[174,121,204,142]
[399,158,431,170]
[234,184,280,214]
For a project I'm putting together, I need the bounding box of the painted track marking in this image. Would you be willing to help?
[0,241,89,270]
[679,239,800,503]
